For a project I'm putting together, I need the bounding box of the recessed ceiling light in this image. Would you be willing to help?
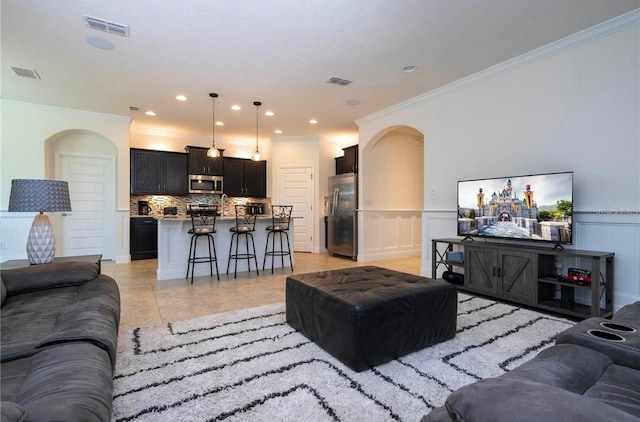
[345,99,360,106]
[309,119,318,124]
[265,111,274,116]
[145,111,157,116]
[402,65,417,73]
[86,36,114,50]
[216,121,224,126]
[176,95,187,101]
[274,129,282,134]
[231,105,241,111]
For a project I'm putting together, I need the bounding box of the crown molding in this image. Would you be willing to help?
[0,99,131,123]
[356,9,639,127]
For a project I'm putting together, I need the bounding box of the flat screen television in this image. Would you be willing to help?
[457,171,573,246]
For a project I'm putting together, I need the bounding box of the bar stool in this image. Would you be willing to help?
[227,205,259,278]
[263,205,294,273]
[186,204,219,283]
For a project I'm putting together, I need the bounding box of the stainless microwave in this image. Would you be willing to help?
[189,175,223,194]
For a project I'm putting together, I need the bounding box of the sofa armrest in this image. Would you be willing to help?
[438,378,638,422]
[0,261,99,296]
[0,401,27,422]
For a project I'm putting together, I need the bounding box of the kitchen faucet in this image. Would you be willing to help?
[220,193,228,217]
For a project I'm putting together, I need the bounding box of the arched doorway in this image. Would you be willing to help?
[45,130,118,260]
[358,125,424,261]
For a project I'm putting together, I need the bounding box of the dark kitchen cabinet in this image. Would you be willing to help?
[130,149,188,194]
[186,146,224,176]
[130,217,157,260]
[335,145,358,174]
[223,157,266,197]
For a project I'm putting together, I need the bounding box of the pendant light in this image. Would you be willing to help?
[207,93,220,158]
[251,101,262,161]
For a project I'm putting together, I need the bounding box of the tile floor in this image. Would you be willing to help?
[102,253,422,331]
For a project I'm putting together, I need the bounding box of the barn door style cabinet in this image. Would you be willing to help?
[432,238,614,319]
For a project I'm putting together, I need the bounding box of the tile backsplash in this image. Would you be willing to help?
[130,195,270,217]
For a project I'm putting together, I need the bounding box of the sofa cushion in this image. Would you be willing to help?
[0,401,27,422]
[1,276,120,367]
[1,275,6,307]
[1,261,99,295]
[504,343,613,394]
[437,377,638,422]
[1,343,113,422]
[584,363,640,418]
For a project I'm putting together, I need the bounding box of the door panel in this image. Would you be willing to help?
[279,166,313,252]
[465,247,498,294]
[500,251,535,304]
[56,153,116,259]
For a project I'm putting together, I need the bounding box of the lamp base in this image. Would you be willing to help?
[27,213,56,265]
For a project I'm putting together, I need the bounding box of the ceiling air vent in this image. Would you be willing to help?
[326,76,353,86]
[11,67,40,80]
[129,106,140,112]
[83,15,130,37]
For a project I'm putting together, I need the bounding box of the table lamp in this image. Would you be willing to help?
[8,179,72,264]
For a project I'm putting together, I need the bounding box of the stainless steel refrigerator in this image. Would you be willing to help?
[328,173,357,259]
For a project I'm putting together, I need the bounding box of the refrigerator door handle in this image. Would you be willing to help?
[332,188,339,215]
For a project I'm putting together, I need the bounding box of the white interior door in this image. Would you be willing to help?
[55,153,116,259]
[279,166,313,252]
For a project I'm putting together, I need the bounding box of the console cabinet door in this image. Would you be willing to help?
[498,250,535,304]
[465,247,499,295]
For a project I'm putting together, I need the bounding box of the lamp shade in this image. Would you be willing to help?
[8,179,72,264]
[8,179,72,212]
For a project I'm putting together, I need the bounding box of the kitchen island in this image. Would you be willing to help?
[156,216,294,280]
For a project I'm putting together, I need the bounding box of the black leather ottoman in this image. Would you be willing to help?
[286,266,457,372]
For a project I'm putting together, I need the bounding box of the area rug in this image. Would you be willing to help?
[112,293,574,422]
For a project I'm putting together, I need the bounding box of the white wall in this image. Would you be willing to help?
[0,101,131,262]
[357,14,640,308]
[362,129,424,210]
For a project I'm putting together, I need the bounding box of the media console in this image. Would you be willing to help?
[432,238,614,319]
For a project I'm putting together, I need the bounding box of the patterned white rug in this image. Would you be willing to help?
[112,293,574,422]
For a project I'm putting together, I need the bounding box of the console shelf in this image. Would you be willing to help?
[432,238,614,319]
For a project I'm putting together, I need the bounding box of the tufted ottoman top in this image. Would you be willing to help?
[288,266,446,311]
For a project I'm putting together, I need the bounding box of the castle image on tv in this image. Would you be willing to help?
[457,172,573,244]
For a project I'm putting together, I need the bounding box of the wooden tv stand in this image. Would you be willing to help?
[432,238,614,319]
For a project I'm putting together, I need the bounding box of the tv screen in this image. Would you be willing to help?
[457,171,573,245]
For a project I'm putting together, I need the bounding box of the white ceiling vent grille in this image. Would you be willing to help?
[326,76,353,86]
[11,67,41,80]
[83,15,130,37]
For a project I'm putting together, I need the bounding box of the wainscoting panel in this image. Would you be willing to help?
[422,210,640,311]
[0,212,36,262]
[359,210,422,262]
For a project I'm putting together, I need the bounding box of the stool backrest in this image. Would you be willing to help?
[189,204,218,233]
[271,205,293,230]
[234,204,257,232]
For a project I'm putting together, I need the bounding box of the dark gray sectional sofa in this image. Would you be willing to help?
[423,301,640,422]
[1,261,120,422]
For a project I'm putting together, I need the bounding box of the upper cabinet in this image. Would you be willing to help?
[223,157,266,197]
[335,145,358,174]
[130,149,188,195]
[186,146,224,176]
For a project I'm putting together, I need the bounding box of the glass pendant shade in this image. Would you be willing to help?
[8,179,72,264]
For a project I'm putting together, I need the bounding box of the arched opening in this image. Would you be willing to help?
[45,130,118,259]
[359,125,424,262]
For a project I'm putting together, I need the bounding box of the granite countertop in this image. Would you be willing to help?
[152,215,273,221]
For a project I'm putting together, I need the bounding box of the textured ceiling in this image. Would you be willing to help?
[2,0,638,142]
